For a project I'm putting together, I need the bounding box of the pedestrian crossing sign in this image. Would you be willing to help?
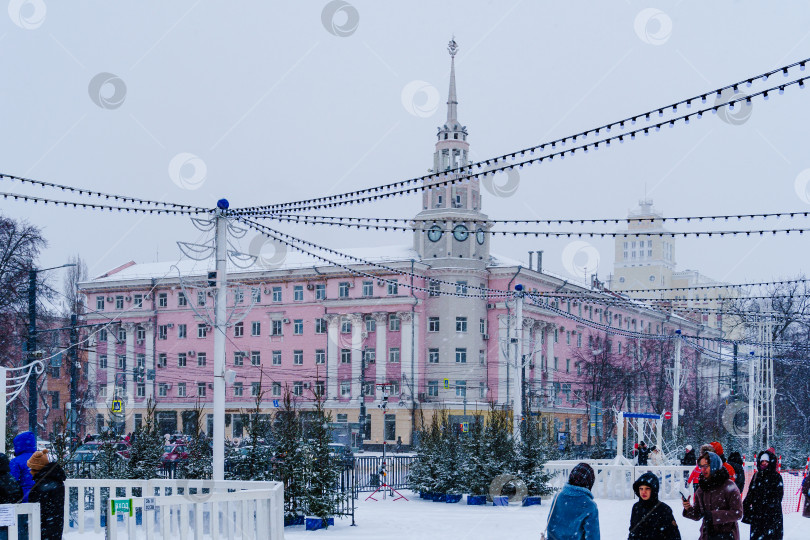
[111,399,123,414]
[443,379,449,389]
[461,422,469,433]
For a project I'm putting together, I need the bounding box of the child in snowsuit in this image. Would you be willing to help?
[628,471,681,539]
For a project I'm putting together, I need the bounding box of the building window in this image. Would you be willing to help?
[480,382,486,399]
[293,285,304,301]
[362,281,373,296]
[389,347,400,363]
[178,383,186,397]
[315,318,326,334]
[98,329,107,342]
[428,381,438,397]
[341,318,351,334]
[251,287,261,303]
[271,320,282,336]
[293,350,303,365]
[315,284,326,300]
[455,317,467,333]
[117,327,126,342]
[251,351,261,366]
[428,280,440,297]
[197,382,206,397]
[234,322,244,337]
[363,382,375,396]
[97,296,105,310]
[234,288,244,304]
[115,296,124,309]
[455,281,468,295]
[233,382,243,397]
[272,382,281,396]
[339,282,350,298]
[158,384,167,397]
[133,294,143,309]
[389,314,400,331]
[315,349,325,364]
[272,351,281,365]
[117,355,126,369]
[196,324,207,338]
[251,382,260,397]
[272,287,282,302]
[293,319,303,335]
[178,353,186,367]
[173,324,184,339]
[480,319,486,334]
[197,352,207,367]
[157,353,166,368]
[387,280,398,295]
[428,317,440,332]
[428,349,439,364]
[384,414,396,441]
[337,414,348,423]
[566,358,570,373]
[98,355,108,369]
[365,315,376,333]
[251,321,261,336]
[293,382,303,396]
[197,291,206,307]
[455,348,467,363]
[157,293,167,307]
[455,380,466,398]
[340,381,351,396]
[158,325,168,340]
[479,350,485,365]
[577,333,582,348]
[363,348,375,366]
[340,349,351,364]
[234,352,244,366]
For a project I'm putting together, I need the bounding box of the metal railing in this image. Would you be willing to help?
[352,456,416,492]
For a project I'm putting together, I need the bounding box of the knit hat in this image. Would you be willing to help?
[709,441,724,456]
[568,462,595,491]
[27,449,50,474]
[759,453,770,463]
[700,451,723,474]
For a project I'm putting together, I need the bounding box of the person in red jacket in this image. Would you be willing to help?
[710,441,738,485]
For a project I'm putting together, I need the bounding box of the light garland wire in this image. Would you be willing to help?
[0,192,209,214]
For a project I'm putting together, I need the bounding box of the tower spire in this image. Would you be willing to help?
[447,37,459,124]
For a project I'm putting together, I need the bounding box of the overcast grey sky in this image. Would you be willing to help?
[2,1,810,288]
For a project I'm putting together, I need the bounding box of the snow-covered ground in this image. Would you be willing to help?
[64,491,808,539]
[285,492,809,540]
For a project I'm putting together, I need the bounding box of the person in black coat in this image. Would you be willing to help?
[628,471,681,539]
[637,441,650,466]
[26,450,66,540]
[681,445,697,466]
[0,454,23,540]
[727,451,746,493]
[742,450,783,540]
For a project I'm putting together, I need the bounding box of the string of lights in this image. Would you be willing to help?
[541,291,809,303]
[601,278,809,294]
[246,213,810,238]
[239,64,810,213]
[253,209,810,227]
[0,191,210,215]
[0,172,204,209]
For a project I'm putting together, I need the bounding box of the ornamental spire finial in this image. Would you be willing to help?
[446,37,459,123]
[447,36,458,58]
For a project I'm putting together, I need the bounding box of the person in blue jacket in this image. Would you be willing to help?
[9,432,36,502]
[546,462,600,539]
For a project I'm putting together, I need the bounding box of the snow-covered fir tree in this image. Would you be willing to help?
[271,387,305,518]
[96,417,125,478]
[180,401,212,479]
[460,415,490,495]
[301,392,341,524]
[125,399,163,480]
[515,416,553,496]
[434,411,464,495]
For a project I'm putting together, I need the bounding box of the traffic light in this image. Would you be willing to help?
[207,271,217,287]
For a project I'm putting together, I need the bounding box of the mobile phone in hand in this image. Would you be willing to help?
[679,491,689,502]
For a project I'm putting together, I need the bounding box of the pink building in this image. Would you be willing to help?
[79,40,718,450]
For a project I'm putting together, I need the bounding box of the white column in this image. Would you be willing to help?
[350,314,363,399]
[124,323,135,408]
[106,330,116,403]
[546,324,555,405]
[87,337,97,402]
[144,322,155,401]
[326,314,341,400]
[497,314,509,405]
[399,312,414,404]
[373,313,388,399]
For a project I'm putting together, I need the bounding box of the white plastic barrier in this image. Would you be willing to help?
[65,479,281,536]
[7,503,41,540]
[105,486,284,540]
[544,463,694,500]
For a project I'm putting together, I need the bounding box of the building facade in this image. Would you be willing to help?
[79,41,721,450]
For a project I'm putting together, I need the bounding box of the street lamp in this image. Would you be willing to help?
[27,263,76,437]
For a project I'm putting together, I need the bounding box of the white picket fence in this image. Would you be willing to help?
[64,479,284,539]
[544,462,694,500]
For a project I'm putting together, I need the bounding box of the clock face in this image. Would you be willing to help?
[476,228,485,245]
[427,225,443,242]
[452,224,469,242]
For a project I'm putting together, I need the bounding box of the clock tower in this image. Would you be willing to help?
[414,38,492,265]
